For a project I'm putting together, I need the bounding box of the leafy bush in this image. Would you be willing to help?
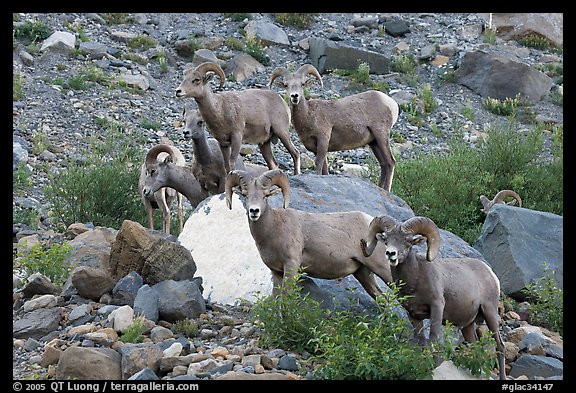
[391,53,418,74]
[523,264,563,335]
[309,283,437,380]
[13,73,25,101]
[251,273,327,353]
[482,94,521,116]
[244,37,269,66]
[13,20,52,45]
[45,128,150,232]
[171,318,199,338]
[14,241,73,287]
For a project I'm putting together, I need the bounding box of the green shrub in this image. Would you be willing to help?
[14,241,73,287]
[139,118,162,131]
[251,273,327,353]
[13,20,52,45]
[13,206,42,229]
[483,28,497,45]
[101,13,130,25]
[391,53,418,74]
[420,83,437,114]
[309,282,436,380]
[13,73,25,101]
[224,37,244,51]
[13,161,31,195]
[482,94,521,116]
[171,318,199,338]
[44,128,150,231]
[120,318,146,343]
[517,33,557,51]
[523,263,563,335]
[273,13,318,29]
[129,34,157,50]
[244,37,269,66]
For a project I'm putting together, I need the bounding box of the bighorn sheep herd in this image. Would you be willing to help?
[132,59,515,379]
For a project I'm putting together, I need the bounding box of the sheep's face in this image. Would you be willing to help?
[182,106,205,140]
[235,180,282,222]
[176,69,213,98]
[282,74,307,105]
[377,229,423,267]
[143,161,171,197]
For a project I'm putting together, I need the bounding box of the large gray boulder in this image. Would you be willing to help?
[56,347,122,380]
[478,13,563,47]
[308,37,391,74]
[455,50,553,104]
[179,174,485,309]
[474,204,563,298]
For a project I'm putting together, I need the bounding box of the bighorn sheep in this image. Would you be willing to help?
[480,190,522,214]
[269,64,399,191]
[175,61,301,176]
[360,215,506,380]
[138,144,185,234]
[181,103,267,194]
[142,144,210,209]
[225,169,392,299]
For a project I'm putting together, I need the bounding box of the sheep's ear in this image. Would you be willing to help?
[411,234,426,245]
[203,72,215,84]
[375,232,387,242]
[266,185,282,197]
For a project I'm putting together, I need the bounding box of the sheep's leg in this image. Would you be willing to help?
[360,258,392,284]
[271,270,284,298]
[481,305,507,380]
[428,302,445,342]
[177,193,184,234]
[273,132,301,175]
[219,144,232,174]
[461,323,478,343]
[259,140,279,170]
[352,266,382,300]
[411,318,427,346]
[369,136,396,192]
[143,199,155,230]
[314,138,330,175]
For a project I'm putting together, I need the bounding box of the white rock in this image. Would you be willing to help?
[163,342,183,358]
[433,360,480,380]
[23,294,57,312]
[107,305,134,333]
[178,194,272,305]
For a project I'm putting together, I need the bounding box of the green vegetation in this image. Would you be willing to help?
[14,241,73,287]
[44,126,150,232]
[224,37,244,51]
[375,119,562,245]
[391,53,418,74]
[460,101,475,121]
[483,28,497,45]
[517,33,558,52]
[120,318,146,343]
[129,34,157,50]
[244,37,269,66]
[13,73,25,101]
[171,318,199,338]
[420,83,437,114]
[139,118,162,131]
[63,20,89,42]
[523,263,563,335]
[482,94,521,116]
[273,13,318,29]
[251,273,327,353]
[101,13,130,25]
[13,161,32,196]
[13,20,52,45]
[333,62,389,92]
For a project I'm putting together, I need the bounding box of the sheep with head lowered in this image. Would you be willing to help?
[224,169,392,300]
[142,144,209,210]
[269,64,399,191]
[175,61,301,176]
[138,144,185,234]
[360,214,506,379]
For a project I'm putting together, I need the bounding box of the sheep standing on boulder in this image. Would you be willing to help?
[269,64,399,191]
[138,144,185,234]
[480,189,522,214]
[225,169,392,300]
[175,62,301,176]
[360,215,506,379]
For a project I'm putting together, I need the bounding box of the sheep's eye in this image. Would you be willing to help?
[150,169,156,175]
[197,121,204,127]
[192,78,201,84]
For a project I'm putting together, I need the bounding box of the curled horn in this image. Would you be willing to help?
[195,62,226,89]
[145,144,175,168]
[296,64,323,88]
[400,216,441,262]
[269,67,290,89]
[361,215,398,257]
[225,170,250,210]
[493,189,522,207]
[258,169,290,208]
